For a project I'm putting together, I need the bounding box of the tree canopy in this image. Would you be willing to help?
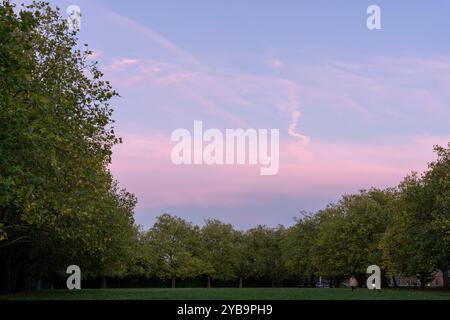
[0,1,136,293]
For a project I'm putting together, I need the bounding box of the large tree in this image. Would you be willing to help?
[200,219,239,288]
[313,189,394,286]
[145,214,203,288]
[426,144,450,287]
[380,144,450,287]
[231,230,253,288]
[281,214,319,287]
[246,225,286,287]
[0,1,136,293]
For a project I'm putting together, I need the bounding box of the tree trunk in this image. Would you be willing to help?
[335,277,341,288]
[0,252,13,294]
[101,276,107,289]
[171,277,176,288]
[207,276,211,288]
[0,244,30,294]
[309,275,315,288]
[358,274,364,288]
[419,273,426,288]
[239,276,243,288]
[392,275,398,288]
[442,269,449,289]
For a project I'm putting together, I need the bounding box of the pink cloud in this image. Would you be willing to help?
[93,10,450,212]
[98,8,450,146]
[267,58,284,70]
[106,58,140,71]
[110,133,449,210]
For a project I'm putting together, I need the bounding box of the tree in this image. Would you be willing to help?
[127,225,152,278]
[380,174,439,286]
[0,1,136,292]
[232,230,253,288]
[426,144,450,287]
[200,219,238,288]
[380,144,450,287]
[341,190,393,276]
[246,225,286,287]
[79,184,137,288]
[313,189,393,287]
[145,214,203,288]
[281,214,318,287]
[313,205,348,286]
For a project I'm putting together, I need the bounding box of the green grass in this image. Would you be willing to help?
[2,288,450,300]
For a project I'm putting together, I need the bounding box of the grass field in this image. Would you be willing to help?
[2,288,450,300]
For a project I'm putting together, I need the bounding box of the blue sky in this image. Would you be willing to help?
[15,0,450,229]
[96,1,450,54]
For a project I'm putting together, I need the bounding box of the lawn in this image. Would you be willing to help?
[2,288,450,300]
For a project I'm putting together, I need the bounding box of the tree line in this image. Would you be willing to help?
[0,1,136,293]
[0,2,449,293]
[130,145,450,289]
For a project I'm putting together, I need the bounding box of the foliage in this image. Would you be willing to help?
[200,219,240,285]
[0,1,136,293]
[144,214,203,287]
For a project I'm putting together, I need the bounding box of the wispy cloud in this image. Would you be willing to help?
[106,58,140,71]
[73,1,450,229]
[105,10,202,69]
[111,133,450,209]
[96,9,312,138]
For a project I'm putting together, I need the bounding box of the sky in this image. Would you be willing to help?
[16,1,450,229]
